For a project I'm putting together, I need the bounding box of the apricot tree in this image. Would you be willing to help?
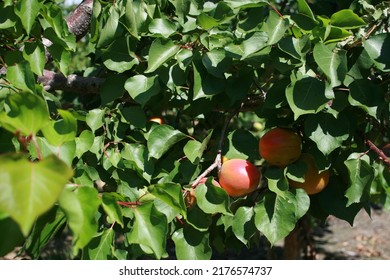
[0,0,389,259]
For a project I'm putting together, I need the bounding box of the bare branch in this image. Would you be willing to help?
[366,139,390,170]
[37,70,104,95]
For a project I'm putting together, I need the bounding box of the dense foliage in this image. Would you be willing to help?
[0,0,389,259]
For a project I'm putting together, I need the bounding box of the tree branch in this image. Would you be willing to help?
[67,0,94,41]
[366,140,390,169]
[37,70,104,94]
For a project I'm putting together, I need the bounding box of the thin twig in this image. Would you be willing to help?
[190,110,238,188]
[366,139,390,169]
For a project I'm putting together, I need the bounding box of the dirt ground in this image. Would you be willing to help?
[313,208,390,260]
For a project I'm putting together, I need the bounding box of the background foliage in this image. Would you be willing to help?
[0,0,389,259]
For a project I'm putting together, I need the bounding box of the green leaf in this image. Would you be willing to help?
[102,193,124,228]
[186,204,212,231]
[83,228,115,260]
[266,10,289,45]
[97,5,121,48]
[0,216,25,257]
[232,206,257,245]
[330,9,366,29]
[15,0,44,35]
[122,143,154,182]
[41,109,77,146]
[147,124,187,159]
[183,131,212,164]
[254,191,306,245]
[148,18,177,38]
[172,227,212,260]
[344,154,375,206]
[75,130,95,158]
[297,0,316,21]
[192,59,226,100]
[278,35,311,60]
[313,42,347,87]
[148,183,187,218]
[286,77,333,120]
[225,32,268,60]
[127,202,168,259]
[183,140,203,164]
[86,108,105,132]
[59,187,101,253]
[363,34,390,72]
[101,38,139,74]
[304,113,350,155]
[195,182,232,216]
[48,44,71,76]
[124,74,161,106]
[0,154,73,236]
[223,0,269,10]
[145,38,181,73]
[23,206,66,259]
[311,178,362,225]
[0,92,49,135]
[6,61,36,93]
[202,49,232,78]
[223,129,259,162]
[23,42,46,76]
[348,79,384,119]
[264,167,290,195]
[197,13,220,29]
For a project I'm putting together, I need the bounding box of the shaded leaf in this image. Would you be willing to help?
[83,228,115,260]
[23,206,66,259]
[286,77,333,120]
[172,227,212,260]
[195,182,232,216]
[304,113,350,155]
[232,206,257,245]
[59,187,101,253]
[363,34,390,72]
[348,79,384,119]
[127,202,168,259]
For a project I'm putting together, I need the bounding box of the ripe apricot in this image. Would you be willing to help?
[219,159,261,197]
[288,153,330,195]
[259,127,302,167]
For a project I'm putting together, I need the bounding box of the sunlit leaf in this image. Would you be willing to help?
[147,124,187,159]
[0,154,73,236]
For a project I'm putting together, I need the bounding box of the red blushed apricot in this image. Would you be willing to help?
[259,127,302,167]
[289,153,330,195]
[219,159,261,197]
